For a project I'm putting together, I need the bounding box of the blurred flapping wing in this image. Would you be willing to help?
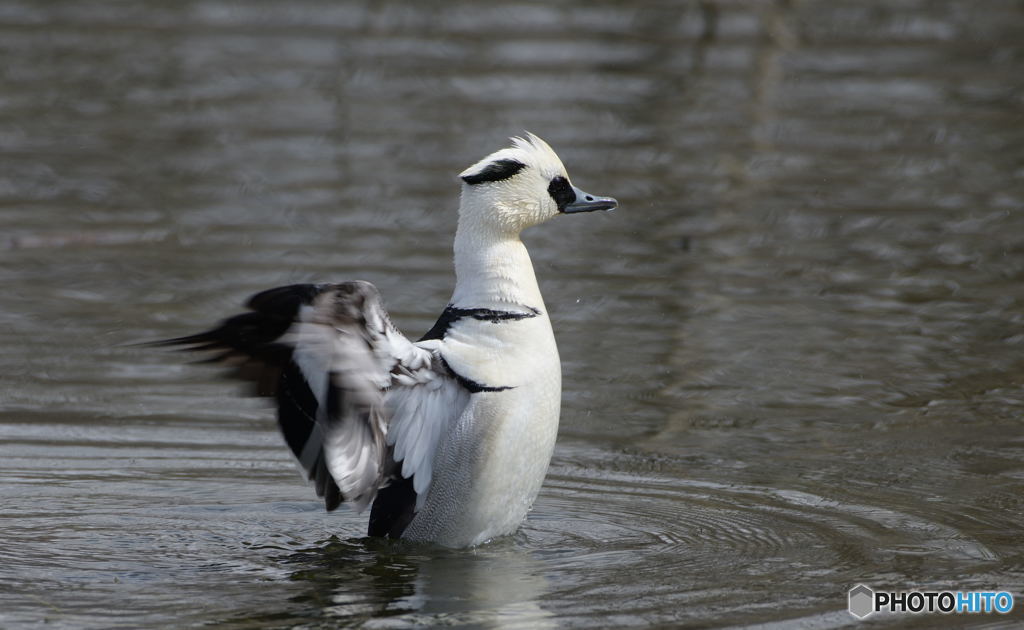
[155,281,466,514]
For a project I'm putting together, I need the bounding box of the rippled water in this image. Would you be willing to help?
[3,1,1024,628]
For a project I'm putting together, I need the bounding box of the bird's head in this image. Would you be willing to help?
[457,133,617,234]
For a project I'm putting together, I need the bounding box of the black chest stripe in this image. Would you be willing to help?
[419,305,540,342]
[441,358,513,394]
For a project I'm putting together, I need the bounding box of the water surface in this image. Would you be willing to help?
[2,1,1023,628]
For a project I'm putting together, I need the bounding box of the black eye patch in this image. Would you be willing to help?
[461,159,527,185]
[547,176,575,210]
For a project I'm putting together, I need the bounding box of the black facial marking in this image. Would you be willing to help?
[461,158,527,185]
[547,176,576,210]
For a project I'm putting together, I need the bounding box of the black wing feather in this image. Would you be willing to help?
[154,283,376,511]
[154,280,459,533]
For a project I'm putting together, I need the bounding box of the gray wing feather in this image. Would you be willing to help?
[289,282,434,512]
[157,280,463,514]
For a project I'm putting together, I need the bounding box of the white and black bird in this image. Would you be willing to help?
[158,133,617,547]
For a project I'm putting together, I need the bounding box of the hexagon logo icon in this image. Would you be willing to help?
[848,584,875,619]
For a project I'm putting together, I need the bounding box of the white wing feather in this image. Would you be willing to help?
[296,283,468,512]
[164,281,469,514]
[386,357,470,508]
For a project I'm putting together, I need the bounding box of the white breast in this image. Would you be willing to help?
[402,312,561,547]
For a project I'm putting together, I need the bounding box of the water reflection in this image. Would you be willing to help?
[256,538,554,628]
[2,0,1024,627]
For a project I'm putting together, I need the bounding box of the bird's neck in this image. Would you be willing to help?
[450,211,544,311]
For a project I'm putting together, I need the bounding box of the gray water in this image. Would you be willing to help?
[2,1,1023,628]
